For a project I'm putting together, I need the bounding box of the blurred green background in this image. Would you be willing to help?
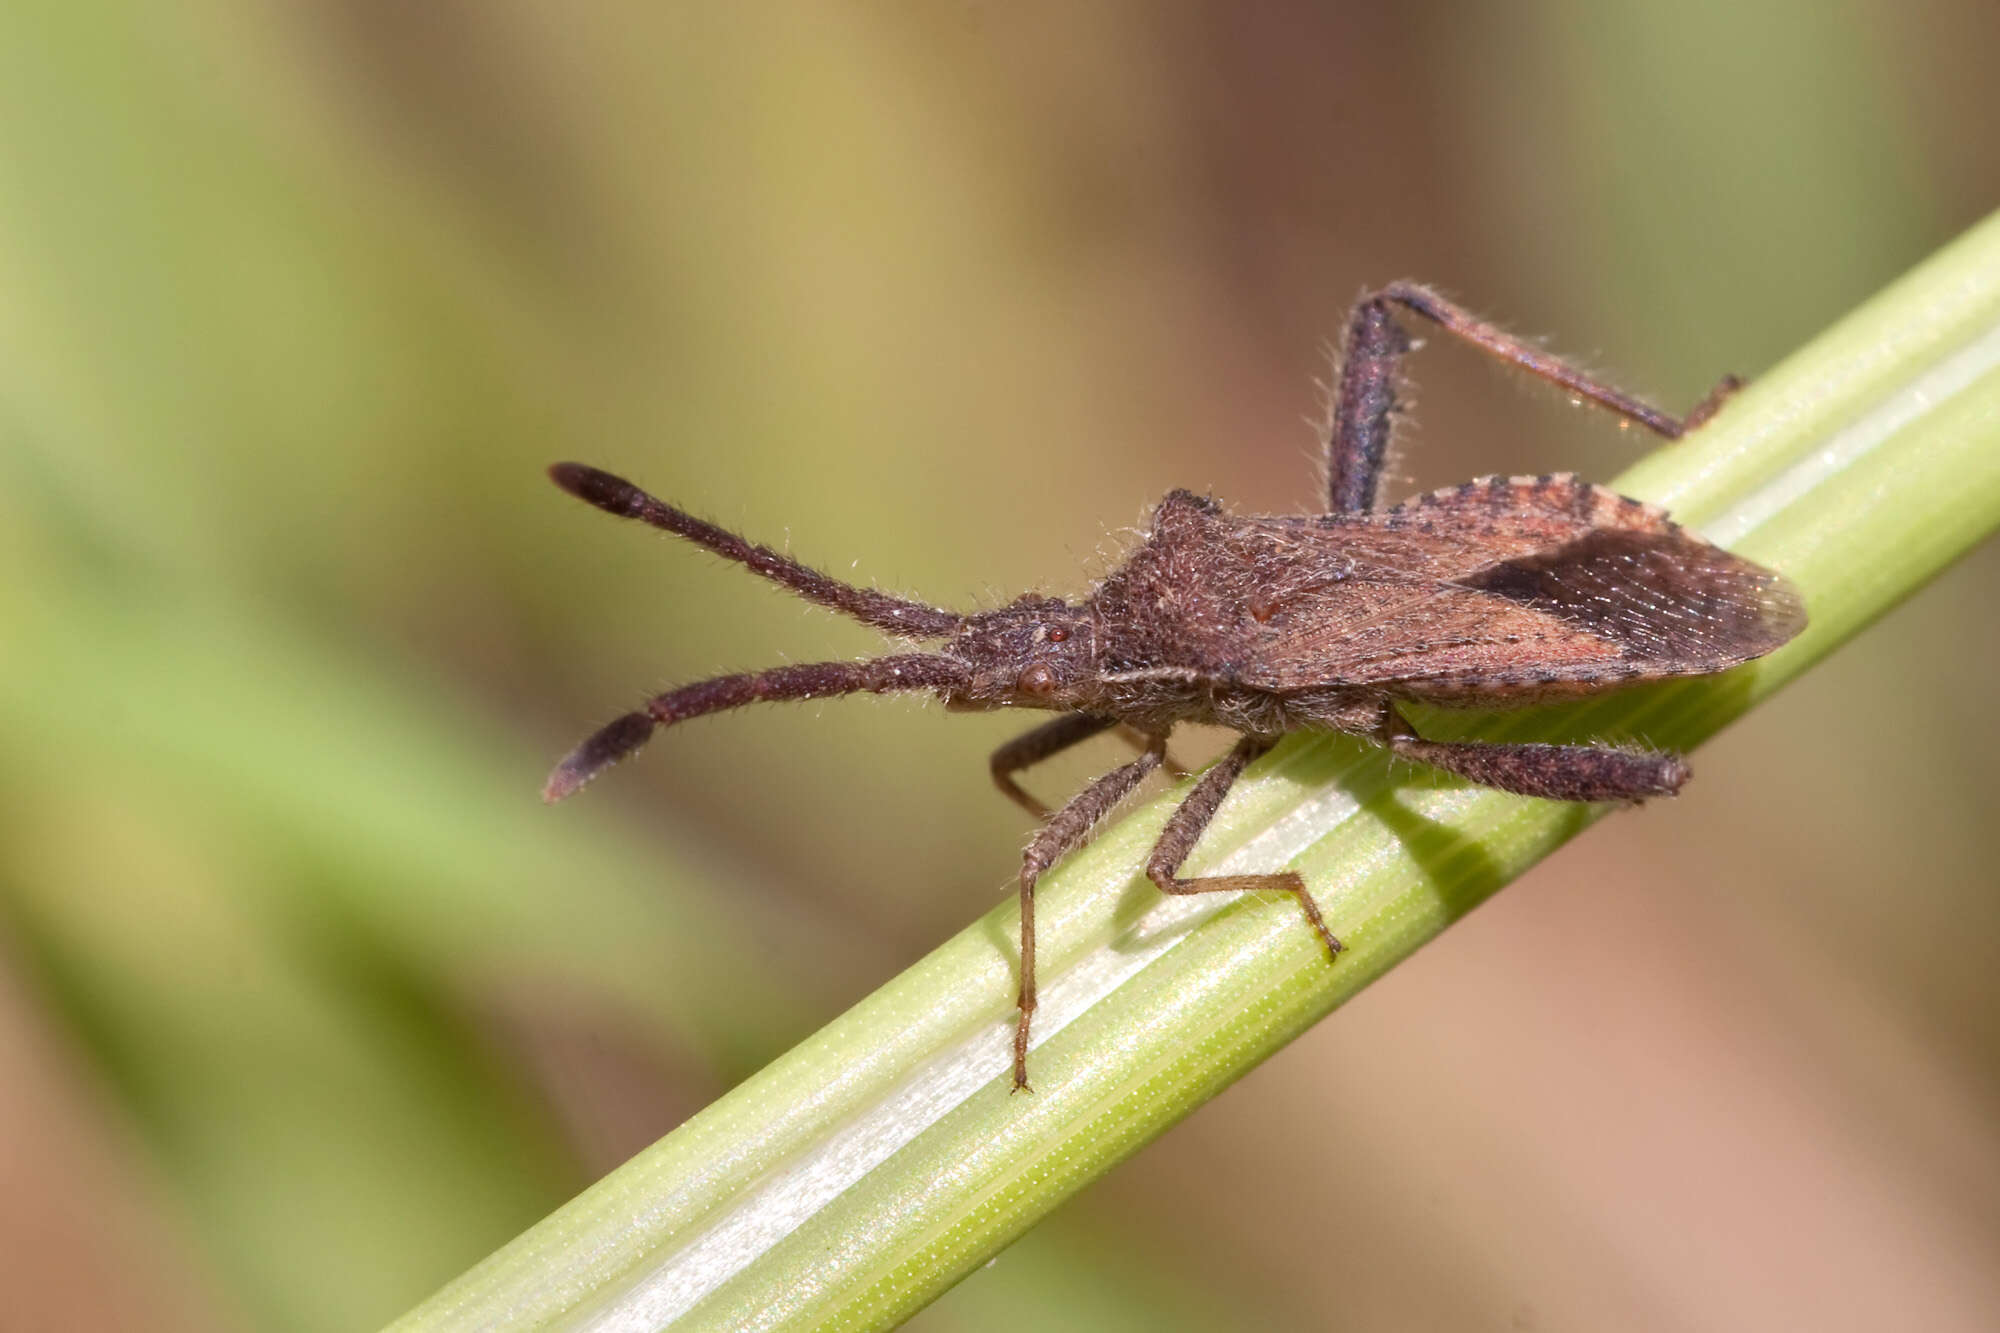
[1,3,1996,1330]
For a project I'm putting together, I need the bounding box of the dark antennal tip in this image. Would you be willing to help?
[541,710,657,803]
[548,462,648,518]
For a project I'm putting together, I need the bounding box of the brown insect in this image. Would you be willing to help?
[543,284,1807,1091]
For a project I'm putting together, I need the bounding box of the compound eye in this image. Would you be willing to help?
[1017,663,1057,697]
[1046,625,1070,644]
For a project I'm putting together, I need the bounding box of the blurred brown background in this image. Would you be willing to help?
[1,3,1996,1330]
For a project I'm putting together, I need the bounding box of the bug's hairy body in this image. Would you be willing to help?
[1069,475,1799,725]
[543,282,1807,1091]
[932,473,1801,741]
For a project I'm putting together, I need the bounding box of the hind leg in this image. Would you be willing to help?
[1377,708,1688,803]
[1326,282,1735,513]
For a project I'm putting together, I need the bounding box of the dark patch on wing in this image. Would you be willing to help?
[1458,526,1806,669]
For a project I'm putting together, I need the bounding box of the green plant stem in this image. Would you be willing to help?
[391,210,2000,1333]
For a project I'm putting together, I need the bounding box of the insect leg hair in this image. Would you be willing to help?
[543,654,968,802]
[1376,282,1698,438]
[990,713,1120,819]
[1326,282,1749,515]
[1144,736,1341,959]
[1013,734,1167,1091]
[1120,725,1190,778]
[1381,712,1689,803]
[1326,293,1415,514]
[549,463,963,638]
[1683,373,1745,432]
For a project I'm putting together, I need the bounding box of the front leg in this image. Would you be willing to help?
[1013,734,1167,1091]
[1145,736,1342,960]
[991,714,1187,820]
[990,714,1118,819]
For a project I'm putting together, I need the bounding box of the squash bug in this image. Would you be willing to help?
[543,283,1807,1090]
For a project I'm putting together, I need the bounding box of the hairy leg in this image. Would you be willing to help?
[1325,294,1413,514]
[1683,373,1744,432]
[1119,724,1190,778]
[1013,734,1168,1090]
[1378,709,1688,802]
[1144,736,1341,959]
[990,714,1119,819]
[1326,282,1735,513]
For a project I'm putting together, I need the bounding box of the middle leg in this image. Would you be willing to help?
[1145,736,1341,959]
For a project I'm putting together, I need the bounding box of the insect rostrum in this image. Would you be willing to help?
[544,284,1807,1092]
